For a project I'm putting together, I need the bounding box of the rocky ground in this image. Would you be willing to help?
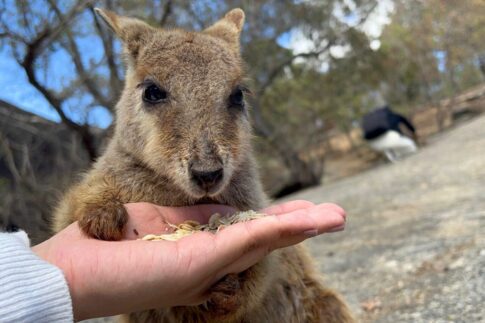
[283,115,485,322]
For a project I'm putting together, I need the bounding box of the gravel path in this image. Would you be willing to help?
[283,116,485,322]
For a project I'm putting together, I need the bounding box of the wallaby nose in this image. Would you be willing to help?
[190,168,224,191]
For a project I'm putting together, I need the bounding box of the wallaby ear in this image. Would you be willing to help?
[203,8,245,51]
[94,8,154,60]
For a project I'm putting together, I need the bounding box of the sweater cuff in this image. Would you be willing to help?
[0,231,73,322]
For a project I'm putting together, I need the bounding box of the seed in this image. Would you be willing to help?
[141,211,267,241]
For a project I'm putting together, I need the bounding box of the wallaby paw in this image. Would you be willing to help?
[206,273,243,317]
[78,201,128,241]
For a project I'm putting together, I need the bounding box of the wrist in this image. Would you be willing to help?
[32,238,85,320]
[0,232,73,322]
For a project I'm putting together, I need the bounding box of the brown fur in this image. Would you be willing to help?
[53,8,354,323]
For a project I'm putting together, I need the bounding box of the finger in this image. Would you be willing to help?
[123,222,174,240]
[321,203,346,218]
[262,200,315,215]
[266,201,345,218]
[219,234,303,276]
[216,204,345,279]
[155,204,237,225]
[123,203,172,239]
[123,203,237,239]
[200,204,346,274]
[263,200,345,217]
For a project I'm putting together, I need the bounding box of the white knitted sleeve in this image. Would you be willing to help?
[0,231,73,322]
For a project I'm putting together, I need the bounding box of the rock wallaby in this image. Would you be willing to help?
[54,8,354,323]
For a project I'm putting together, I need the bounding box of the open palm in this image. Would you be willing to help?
[33,200,345,321]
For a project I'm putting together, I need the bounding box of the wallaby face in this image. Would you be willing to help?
[98,9,250,199]
[53,8,355,323]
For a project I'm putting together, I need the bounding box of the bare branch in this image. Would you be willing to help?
[0,99,47,136]
[257,40,336,97]
[48,0,113,109]
[89,5,122,102]
[20,144,37,187]
[0,134,22,184]
[257,1,378,97]
[184,4,207,30]
[18,0,98,160]
[160,0,173,27]
[251,1,380,139]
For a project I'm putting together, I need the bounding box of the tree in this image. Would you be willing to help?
[0,0,380,194]
[377,0,485,129]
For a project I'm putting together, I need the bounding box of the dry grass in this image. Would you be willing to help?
[142,211,265,241]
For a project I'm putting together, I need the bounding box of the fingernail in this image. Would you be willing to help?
[328,224,345,232]
[304,229,319,237]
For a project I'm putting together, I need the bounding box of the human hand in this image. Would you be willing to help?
[33,200,345,321]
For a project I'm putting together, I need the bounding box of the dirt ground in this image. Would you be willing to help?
[281,115,485,322]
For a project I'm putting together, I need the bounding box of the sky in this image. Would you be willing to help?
[0,53,114,128]
[0,0,394,129]
[0,49,62,122]
[282,0,394,60]
[0,3,113,128]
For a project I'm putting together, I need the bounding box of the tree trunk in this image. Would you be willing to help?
[251,98,324,197]
[479,55,485,80]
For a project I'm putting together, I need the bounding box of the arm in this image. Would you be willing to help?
[33,201,346,321]
[0,231,73,322]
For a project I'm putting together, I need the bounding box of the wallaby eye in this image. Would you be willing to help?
[143,84,168,104]
[229,87,245,108]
